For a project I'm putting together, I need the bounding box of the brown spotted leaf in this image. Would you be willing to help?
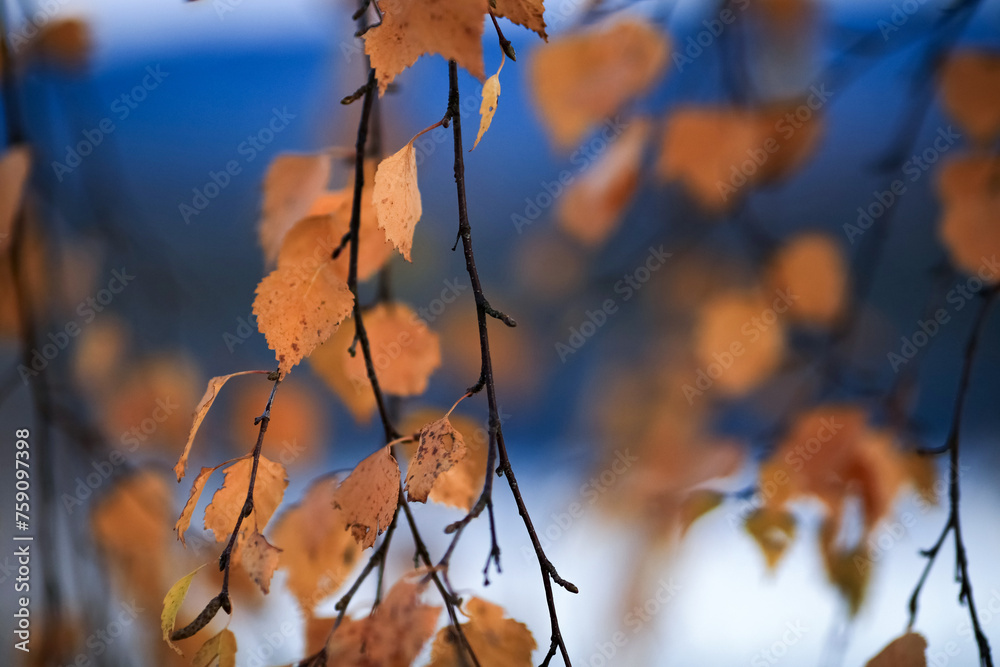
[405,417,468,503]
[373,142,422,262]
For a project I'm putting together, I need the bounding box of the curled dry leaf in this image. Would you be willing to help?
[765,232,847,326]
[405,417,468,503]
[530,19,669,149]
[693,290,785,396]
[193,628,237,667]
[0,145,31,252]
[175,370,267,481]
[271,475,362,612]
[401,410,488,511]
[364,0,488,95]
[494,0,546,40]
[241,530,282,595]
[428,597,536,667]
[332,447,401,549]
[865,632,928,667]
[325,577,441,666]
[253,213,355,376]
[258,153,332,264]
[176,463,229,546]
[203,456,288,543]
[557,118,650,246]
[938,51,1000,146]
[937,154,1000,283]
[373,142,422,262]
[473,56,505,150]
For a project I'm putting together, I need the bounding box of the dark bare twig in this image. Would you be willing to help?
[907,287,996,667]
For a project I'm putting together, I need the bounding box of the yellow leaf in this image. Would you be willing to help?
[241,530,282,595]
[162,564,207,654]
[557,118,650,246]
[939,51,1000,146]
[405,417,468,503]
[428,597,536,667]
[0,145,31,252]
[530,19,669,149]
[332,447,400,549]
[193,628,238,667]
[745,507,796,570]
[259,153,332,264]
[865,632,928,667]
[204,456,288,542]
[494,0,546,40]
[373,142,422,262]
[271,476,362,612]
[678,490,725,537]
[253,214,355,375]
[364,0,488,96]
[175,371,267,481]
[473,55,505,150]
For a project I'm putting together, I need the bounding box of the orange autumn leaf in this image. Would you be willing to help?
[175,371,268,482]
[310,318,377,423]
[530,19,669,149]
[0,145,31,252]
[557,118,650,246]
[253,215,355,376]
[405,416,468,503]
[373,141,422,262]
[657,105,822,212]
[693,290,785,396]
[259,153,332,264]
[271,475,362,612]
[92,470,174,606]
[937,154,1000,283]
[241,530,282,595]
[428,597,536,667]
[176,463,229,546]
[494,0,546,40]
[364,0,488,96]
[204,456,288,542]
[332,447,400,549]
[939,51,1000,146]
[865,632,928,667]
[346,303,441,396]
[766,232,847,326]
[325,578,440,666]
[401,410,488,511]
